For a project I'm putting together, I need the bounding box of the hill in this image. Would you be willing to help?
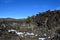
[0,10,60,40]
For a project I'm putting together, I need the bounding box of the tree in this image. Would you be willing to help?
[26,16,32,26]
[25,16,35,32]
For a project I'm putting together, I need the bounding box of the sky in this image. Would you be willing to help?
[0,0,60,19]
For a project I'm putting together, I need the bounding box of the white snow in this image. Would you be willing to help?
[35,34,38,36]
[26,32,34,36]
[43,33,47,36]
[39,38,46,40]
[16,32,24,35]
[48,36,51,38]
[16,32,24,37]
[8,29,16,32]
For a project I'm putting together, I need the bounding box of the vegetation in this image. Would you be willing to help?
[0,10,60,40]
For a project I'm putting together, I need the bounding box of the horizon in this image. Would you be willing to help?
[0,9,59,19]
[0,0,60,19]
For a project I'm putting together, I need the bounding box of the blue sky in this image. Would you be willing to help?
[0,0,60,19]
